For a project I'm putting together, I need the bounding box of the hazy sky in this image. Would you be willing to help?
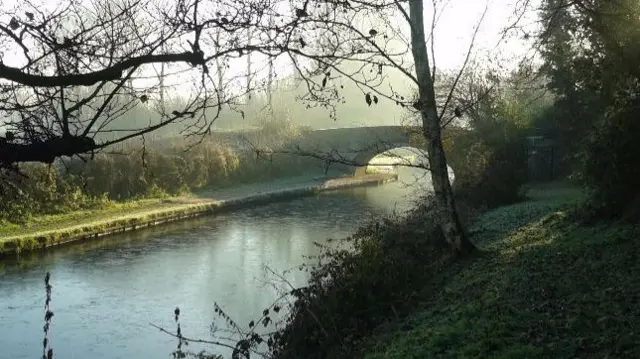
[228,0,540,86]
[425,0,536,70]
[0,0,540,102]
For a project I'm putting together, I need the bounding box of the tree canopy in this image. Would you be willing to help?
[0,0,366,167]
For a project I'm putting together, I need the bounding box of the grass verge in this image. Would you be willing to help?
[0,199,177,237]
[357,183,640,358]
[0,200,222,255]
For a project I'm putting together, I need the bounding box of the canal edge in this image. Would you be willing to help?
[0,174,397,257]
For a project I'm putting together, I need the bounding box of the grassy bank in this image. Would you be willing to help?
[354,183,640,358]
[0,174,395,256]
[265,181,640,359]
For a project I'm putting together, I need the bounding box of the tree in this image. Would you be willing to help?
[0,0,303,169]
[531,0,640,216]
[246,26,254,102]
[274,0,486,256]
[266,13,276,117]
[406,0,476,255]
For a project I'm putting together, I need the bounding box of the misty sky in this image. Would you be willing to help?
[0,0,540,131]
[0,0,538,76]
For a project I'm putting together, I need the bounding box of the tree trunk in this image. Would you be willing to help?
[408,0,476,257]
[246,27,253,102]
[267,15,275,119]
[289,2,303,84]
[215,30,227,100]
[267,58,274,116]
[160,41,166,111]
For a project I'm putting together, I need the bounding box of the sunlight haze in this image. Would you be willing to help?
[0,0,539,130]
[0,0,537,82]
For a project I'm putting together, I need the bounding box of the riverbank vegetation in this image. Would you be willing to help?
[240,1,640,358]
[357,185,640,359]
[251,71,558,358]
[4,0,640,358]
[0,115,349,229]
[261,182,629,359]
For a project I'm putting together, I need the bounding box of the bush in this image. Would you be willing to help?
[579,101,640,221]
[0,120,349,224]
[0,164,110,224]
[266,194,456,359]
[445,120,528,210]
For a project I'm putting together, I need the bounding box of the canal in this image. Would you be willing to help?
[0,172,426,359]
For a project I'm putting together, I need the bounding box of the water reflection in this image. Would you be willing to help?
[0,183,411,359]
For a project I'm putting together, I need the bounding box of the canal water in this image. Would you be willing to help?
[0,170,429,359]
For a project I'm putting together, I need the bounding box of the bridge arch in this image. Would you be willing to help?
[354,146,455,187]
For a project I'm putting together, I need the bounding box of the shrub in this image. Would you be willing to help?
[579,100,640,221]
[445,120,528,210]
[0,164,111,224]
[266,194,454,359]
[0,120,348,223]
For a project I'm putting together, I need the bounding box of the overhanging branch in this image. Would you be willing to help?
[0,136,96,165]
[0,52,205,87]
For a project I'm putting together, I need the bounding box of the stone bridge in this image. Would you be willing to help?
[214,125,420,158]
[211,125,428,174]
[290,126,422,165]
